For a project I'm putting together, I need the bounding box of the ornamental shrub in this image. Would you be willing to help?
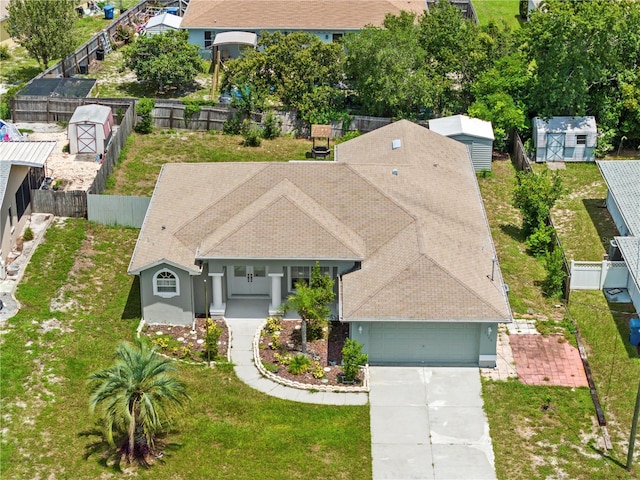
[288,354,311,375]
[341,338,367,382]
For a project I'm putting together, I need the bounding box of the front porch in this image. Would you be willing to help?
[217,297,339,320]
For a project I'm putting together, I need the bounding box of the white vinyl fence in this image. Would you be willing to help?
[570,260,629,290]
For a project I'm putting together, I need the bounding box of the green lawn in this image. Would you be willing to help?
[0,219,371,479]
[473,0,523,29]
[105,131,325,197]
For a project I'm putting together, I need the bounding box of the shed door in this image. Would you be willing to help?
[77,123,96,153]
[546,133,565,161]
[367,322,480,365]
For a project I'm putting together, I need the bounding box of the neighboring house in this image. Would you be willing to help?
[0,0,9,43]
[128,120,511,366]
[598,160,640,313]
[181,0,428,59]
[428,114,494,172]
[533,116,597,163]
[145,12,182,37]
[68,105,114,156]
[0,141,55,263]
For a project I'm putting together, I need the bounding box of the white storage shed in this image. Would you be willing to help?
[429,115,495,172]
[533,116,597,163]
[68,105,114,155]
[145,13,182,37]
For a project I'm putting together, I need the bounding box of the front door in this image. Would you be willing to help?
[231,265,269,295]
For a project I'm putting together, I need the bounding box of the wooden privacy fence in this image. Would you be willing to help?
[12,97,134,124]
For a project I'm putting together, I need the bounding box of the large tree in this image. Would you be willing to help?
[88,340,189,464]
[7,0,76,69]
[222,31,345,118]
[124,30,202,93]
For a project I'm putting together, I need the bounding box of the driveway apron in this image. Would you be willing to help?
[369,367,496,480]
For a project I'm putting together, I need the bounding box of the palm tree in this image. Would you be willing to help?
[88,339,190,464]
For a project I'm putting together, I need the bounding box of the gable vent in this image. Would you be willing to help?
[392,139,402,150]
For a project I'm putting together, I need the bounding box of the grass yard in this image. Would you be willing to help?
[477,160,558,316]
[104,131,322,197]
[473,0,523,29]
[0,219,370,479]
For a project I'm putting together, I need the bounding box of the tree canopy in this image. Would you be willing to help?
[125,30,203,93]
[7,0,76,69]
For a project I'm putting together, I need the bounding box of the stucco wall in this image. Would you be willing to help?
[1,165,31,262]
[140,264,194,325]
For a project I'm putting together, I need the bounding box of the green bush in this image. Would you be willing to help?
[513,170,565,237]
[274,352,292,365]
[22,227,34,242]
[288,354,311,375]
[264,316,282,335]
[203,319,223,361]
[337,130,361,143]
[223,116,243,135]
[311,361,325,379]
[242,121,262,147]
[526,221,554,257]
[135,97,154,134]
[0,44,11,61]
[262,111,281,140]
[341,338,368,382]
[543,248,567,299]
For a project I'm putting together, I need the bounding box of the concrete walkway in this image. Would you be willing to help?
[370,367,496,480]
[227,317,368,405]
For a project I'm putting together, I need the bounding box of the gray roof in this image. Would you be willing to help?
[615,236,640,294]
[534,116,597,134]
[69,104,112,124]
[429,115,494,141]
[146,12,182,30]
[0,141,56,210]
[598,160,640,236]
[129,120,511,323]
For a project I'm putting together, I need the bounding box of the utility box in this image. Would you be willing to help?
[630,317,640,346]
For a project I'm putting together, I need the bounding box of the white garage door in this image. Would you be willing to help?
[367,322,480,365]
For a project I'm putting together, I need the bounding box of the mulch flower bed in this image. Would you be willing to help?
[141,317,229,363]
[258,319,364,386]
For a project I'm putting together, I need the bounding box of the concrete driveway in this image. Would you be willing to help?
[369,367,496,480]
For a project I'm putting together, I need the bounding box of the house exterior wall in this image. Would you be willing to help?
[188,28,346,59]
[450,134,492,172]
[0,17,9,43]
[140,264,194,325]
[606,192,629,236]
[1,165,31,262]
[146,25,178,37]
[628,275,640,314]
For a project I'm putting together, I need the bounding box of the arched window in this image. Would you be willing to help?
[153,268,180,298]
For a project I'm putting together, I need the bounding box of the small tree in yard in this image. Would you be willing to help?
[284,262,335,354]
[341,338,368,383]
[512,170,565,238]
[7,0,76,69]
[88,339,189,465]
[543,247,567,298]
[124,30,202,93]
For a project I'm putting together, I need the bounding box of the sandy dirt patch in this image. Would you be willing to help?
[16,123,104,191]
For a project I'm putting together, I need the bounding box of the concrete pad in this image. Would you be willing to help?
[428,406,490,445]
[370,405,430,444]
[425,368,483,407]
[230,348,254,365]
[369,383,427,407]
[432,444,497,480]
[372,443,434,480]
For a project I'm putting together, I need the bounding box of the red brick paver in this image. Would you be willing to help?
[509,334,588,387]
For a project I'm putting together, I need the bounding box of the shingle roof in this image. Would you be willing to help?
[129,120,511,322]
[69,104,112,124]
[429,115,495,140]
[598,160,640,236]
[181,0,427,30]
[615,236,640,293]
[146,12,182,30]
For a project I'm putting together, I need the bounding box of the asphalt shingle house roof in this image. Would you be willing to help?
[181,0,427,30]
[598,160,640,237]
[129,120,511,323]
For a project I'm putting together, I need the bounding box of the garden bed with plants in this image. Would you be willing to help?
[257,317,367,388]
[141,317,229,363]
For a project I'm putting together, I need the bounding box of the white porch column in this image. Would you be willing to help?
[268,272,284,315]
[209,272,225,315]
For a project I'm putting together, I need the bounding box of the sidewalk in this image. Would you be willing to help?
[228,317,368,406]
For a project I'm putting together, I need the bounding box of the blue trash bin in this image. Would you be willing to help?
[630,317,640,346]
[104,5,115,19]
[165,7,179,15]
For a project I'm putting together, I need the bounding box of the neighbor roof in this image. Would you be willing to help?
[129,120,510,323]
[146,12,183,30]
[598,160,640,237]
[615,236,640,294]
[534,116,597,134]
[181,0,426,30]
[0,141,56,208]
[69,104,112,124]
[429,115,495,141]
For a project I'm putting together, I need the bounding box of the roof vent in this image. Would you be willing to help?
[392,139,401,150]
[392,169,398,176]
